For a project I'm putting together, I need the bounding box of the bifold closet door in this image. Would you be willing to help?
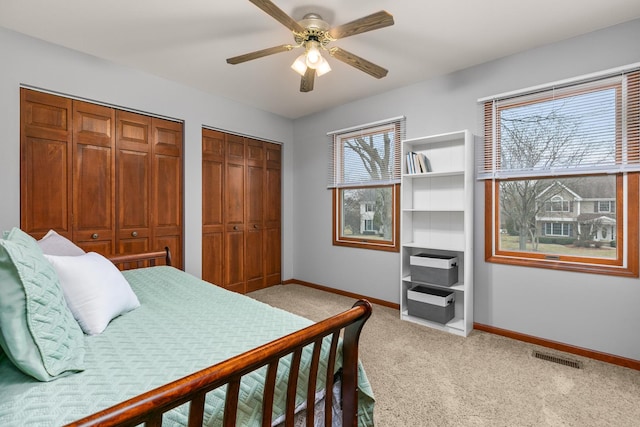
[224,134,246,293]
[21,88,184,265]
[201,129,281,293]
[20,89,73,240]
[202,129,225,286]
[264,142,281,287]
[72,101,116,255]
[245,138,265,292]
[152,118,183,270]
[115,111,151,255]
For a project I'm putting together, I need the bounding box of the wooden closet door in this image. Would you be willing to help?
[246,138,265,292]
[72,101,116,255]
[224,134,246,293]
[20,89,72,239]
[202,129,225,286]
[264,142,282,287]
[116,111,151,255]
[152,118,183,269]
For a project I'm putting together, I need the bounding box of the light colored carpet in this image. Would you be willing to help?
[248,284,640,427]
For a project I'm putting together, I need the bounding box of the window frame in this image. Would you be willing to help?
[333,184,401,252]
[482,70,639,277]
[485,175,638,276]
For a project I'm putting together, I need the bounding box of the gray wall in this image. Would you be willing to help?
[292,19,640,360]
[0,26,295,281]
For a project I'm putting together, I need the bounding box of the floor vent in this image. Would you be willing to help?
[532,350,583,369]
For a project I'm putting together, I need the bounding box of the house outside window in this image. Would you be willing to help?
[479,66,639,276]
[328,117,405,252]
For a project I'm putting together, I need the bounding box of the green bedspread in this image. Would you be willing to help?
[0,266,374,426]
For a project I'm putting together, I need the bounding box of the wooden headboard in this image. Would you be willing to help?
[108,247,172,270]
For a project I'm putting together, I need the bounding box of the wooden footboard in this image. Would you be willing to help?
[66,250,372,427]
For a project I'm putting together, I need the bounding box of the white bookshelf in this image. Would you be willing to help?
[400,130,474,336]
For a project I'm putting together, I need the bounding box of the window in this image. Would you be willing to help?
[545,196,570,212]
[597,201,615,213]
[544,222,573,237]
[328,117,405,251]
[479,66,639,276]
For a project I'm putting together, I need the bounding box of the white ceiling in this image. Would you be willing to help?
[2,0,640,119]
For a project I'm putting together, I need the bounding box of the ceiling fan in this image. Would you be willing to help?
[226,0,394,92]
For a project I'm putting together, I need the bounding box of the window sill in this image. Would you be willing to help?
[486,254,639,278]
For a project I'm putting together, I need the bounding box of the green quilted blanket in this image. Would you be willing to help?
[0,266,374,426]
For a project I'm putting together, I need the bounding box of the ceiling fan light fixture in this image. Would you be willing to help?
[291,54,308,76]
[315,56,331,77]
[304,41,322,69]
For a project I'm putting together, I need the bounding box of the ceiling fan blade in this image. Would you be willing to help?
[249,0,305,33]
[226,44,294,64]
[328,10,394,40]
[300,68,315,92]
[329,47,388,79]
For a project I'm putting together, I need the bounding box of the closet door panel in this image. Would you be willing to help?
[246,226,263,292]
[225,229,245,293]
[264,226,281,286]
[224,134,245,292]
[117,111,152,151]
[202,129,225,284]
[72,101,115,255]
[152,118,183,269]
[202,133,224,230]
[20,89,72,238]
[265,145,281,228]
[246,139,265,291]
[202,232,223,286]
[116,111,151,255]
[246,139,264,224]
[226,162,245,226]
[21,137,70,237]
[225,135,245,227]
[264,142,281,285]
[153,120,182,157]
[153,153,182,267]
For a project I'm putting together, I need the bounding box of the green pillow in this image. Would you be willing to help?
[0,228,85,381]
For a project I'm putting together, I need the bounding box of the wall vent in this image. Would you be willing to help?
[532,350,583,369]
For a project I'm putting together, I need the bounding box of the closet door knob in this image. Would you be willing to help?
[233,226,239,231]
[91,233,99,239]
[254,224,258,229]
[131,231,138,237]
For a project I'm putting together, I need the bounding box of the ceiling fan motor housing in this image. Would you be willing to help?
[295,13,333,48]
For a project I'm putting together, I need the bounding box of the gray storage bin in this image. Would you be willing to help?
[410,253,458,286]
[407,285,455,324]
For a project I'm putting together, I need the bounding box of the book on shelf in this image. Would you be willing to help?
[406,151,432,174]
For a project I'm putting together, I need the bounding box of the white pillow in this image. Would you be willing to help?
[44,252,140,335]
[38,230,86,256]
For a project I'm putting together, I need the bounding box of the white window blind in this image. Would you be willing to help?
[327,116,405,188]
[477,65,640,180]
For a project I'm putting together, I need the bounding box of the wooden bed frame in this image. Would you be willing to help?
[65,248,373,427]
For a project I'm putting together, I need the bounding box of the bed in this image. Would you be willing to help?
[0,228,374,426]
